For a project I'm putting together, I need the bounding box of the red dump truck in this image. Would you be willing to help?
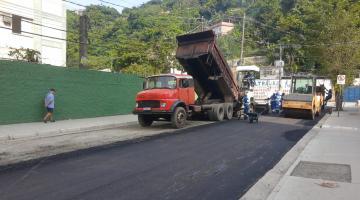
[133,30,244,128]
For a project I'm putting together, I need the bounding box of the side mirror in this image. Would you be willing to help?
[143,81,146,89]
[182,79,189,88]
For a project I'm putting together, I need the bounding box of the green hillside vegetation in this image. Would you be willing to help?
[67,0,360,83]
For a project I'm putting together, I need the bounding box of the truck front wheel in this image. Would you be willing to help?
[171,107,187,129]
[138,115,154,127]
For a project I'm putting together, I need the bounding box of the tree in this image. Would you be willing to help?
[316,1,360,85]
[64,0,360,82]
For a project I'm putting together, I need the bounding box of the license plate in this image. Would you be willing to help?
[143,107,151,111]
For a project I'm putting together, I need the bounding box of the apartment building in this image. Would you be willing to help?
[0,0,66,66]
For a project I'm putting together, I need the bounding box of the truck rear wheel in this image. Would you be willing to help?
[224,103,233,120]
[138,115,154,127]
[208,104,224,121]
[171,107,187,129]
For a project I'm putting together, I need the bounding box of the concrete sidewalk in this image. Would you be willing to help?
[0,115,138,141]
[242,106,360,200]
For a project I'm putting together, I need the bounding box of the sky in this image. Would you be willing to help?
[65,0,151,12]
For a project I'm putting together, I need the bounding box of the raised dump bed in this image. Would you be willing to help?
[176,30,240,104]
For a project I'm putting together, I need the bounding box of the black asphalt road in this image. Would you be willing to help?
[0,115,321,200]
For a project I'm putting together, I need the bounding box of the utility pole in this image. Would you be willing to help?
[201,16,204,31]
[278,45,283,90]
[240,12,246,65]
[79,12,89,69]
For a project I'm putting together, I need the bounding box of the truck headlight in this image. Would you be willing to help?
[160,102,167,108]
[135,102,139,108]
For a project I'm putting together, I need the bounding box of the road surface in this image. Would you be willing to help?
[0,115,322,200]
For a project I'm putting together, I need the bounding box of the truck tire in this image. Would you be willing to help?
[171,107,187,129]
[138,115,153,127]
[224,103,233,120]
[211,104,225,121]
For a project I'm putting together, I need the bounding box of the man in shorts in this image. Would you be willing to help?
[43,88,56,123]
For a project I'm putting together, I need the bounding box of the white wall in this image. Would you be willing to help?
[0,0,66,66]
[260,66,284,80]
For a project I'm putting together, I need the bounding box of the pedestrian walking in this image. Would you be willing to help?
[43,88,56,123]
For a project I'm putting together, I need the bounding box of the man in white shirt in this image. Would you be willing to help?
[43,88,56,123]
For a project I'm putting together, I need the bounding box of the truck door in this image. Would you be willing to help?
[179,79,195,105]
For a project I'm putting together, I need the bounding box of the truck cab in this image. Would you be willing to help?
[133,74,195,128]
[236,65,260,98]
[236,65,269,113]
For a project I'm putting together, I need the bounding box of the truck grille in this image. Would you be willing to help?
[138,100,160,108]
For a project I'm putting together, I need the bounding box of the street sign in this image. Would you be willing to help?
[337,75,346,85]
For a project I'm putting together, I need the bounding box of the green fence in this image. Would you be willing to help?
[0,60,143,125]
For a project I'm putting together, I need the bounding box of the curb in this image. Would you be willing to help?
[239,114,331,200]
[0,121,138,142]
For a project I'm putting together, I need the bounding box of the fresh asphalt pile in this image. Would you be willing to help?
[0,114,323,200]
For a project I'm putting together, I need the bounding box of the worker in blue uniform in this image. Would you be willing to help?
[271,91,282,113]
[243,92,250,120]
[270,92,276,113]
[274,91,282,113]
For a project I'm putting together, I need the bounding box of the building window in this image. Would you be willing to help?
[0,12,12,27]
[12,14,22,34]
[3,16,11,27]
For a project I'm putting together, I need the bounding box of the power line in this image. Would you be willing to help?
[225,15,295,36]
[62,0,87,8]
[0,2,66,21]
[0,26,123,50]
[99,0,128,8]
[223,15,360,49]
[187,24,201,34]
[2,0,202,26]
[278,40,360,48]
[0,26,82,44]
[25,19,75,34]
[0,14,75,34]
[0,5,67,29]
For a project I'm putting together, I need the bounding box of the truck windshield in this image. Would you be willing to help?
[236,71,259,89]
[293,78,313,94]
[144,76,177,89]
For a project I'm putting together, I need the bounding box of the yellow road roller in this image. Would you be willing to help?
[282,75,324,120]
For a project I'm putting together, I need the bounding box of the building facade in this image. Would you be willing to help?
[0,0,66,66]
[210,22,234,36]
